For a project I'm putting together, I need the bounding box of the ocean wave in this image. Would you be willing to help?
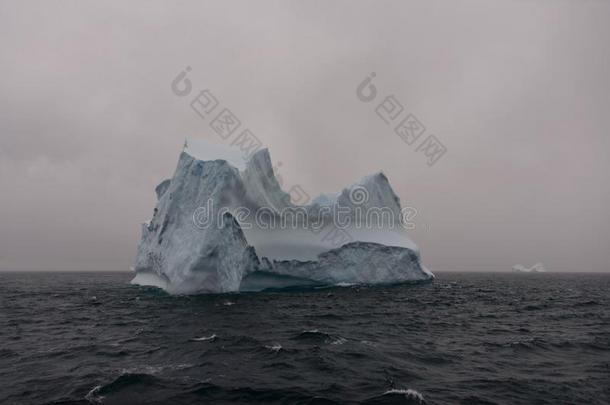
[189,334,217,342]
[364,388,425,404]
[331,337,348,345]
[84,365,195,404]
[184,383,340,404]
[85,384,103,403]
[85,372,165,403]
[383,388,424,403]
[0,348,16,358]
[264,344,283,352]
[291,329,350,347]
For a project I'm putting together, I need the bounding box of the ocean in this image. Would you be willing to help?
[0,271,608,404]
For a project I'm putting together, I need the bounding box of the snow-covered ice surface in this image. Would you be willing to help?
[132,139,433,294]
[182,138,248,171]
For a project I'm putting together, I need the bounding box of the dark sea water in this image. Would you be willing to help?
[0,272,609,405]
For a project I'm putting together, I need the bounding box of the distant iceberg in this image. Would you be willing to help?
[132,138,433,294]
[512,263,547,273]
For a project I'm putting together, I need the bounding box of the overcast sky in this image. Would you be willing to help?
[0,0,608,272]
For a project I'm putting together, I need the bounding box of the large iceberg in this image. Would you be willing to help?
[132,139,433,294]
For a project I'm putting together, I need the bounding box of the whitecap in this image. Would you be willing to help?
[190,334,217,342]
[85,385,103,403]
[383,388,424,402]
[331,337,348,345]
[265,344,282,352]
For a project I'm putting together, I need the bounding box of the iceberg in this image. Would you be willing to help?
[512,263,546,273]
[132,138,433,294]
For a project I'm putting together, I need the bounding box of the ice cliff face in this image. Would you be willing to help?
[133,153,257,294]
[132,139,433,294]
[240,242,432,291]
